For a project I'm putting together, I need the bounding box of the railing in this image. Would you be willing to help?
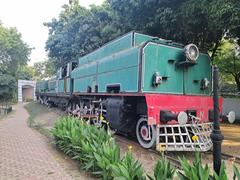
[0,103,12,115]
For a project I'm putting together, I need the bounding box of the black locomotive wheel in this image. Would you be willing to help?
[136,117,156,149]
[67,101,73,115]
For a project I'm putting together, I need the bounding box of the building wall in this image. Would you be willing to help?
[18,80,36,102]
[223,98,240,121]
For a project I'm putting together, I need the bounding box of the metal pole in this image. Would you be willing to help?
[211,66,224,175]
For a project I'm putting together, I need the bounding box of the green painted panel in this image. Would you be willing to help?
[37,80,48,92]
[142,43,184,94]
[78,32,133,65]
[98,47,139,73]
[76,32,157,66]
[98,66,138,92]
[184,54,212,95]
[134,33,153,45]
[66,78,72,93]
[48,79,56,91]
[73,76,95,92]
[72,46,140,93]
[58,79,64,93]
[71,62,97,79]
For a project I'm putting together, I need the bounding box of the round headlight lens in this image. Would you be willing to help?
[184,44,199,62]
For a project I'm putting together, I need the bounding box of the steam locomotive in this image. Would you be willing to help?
[36,32,235,151]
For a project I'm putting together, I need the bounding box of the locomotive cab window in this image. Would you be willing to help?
[72,62,78,70]
[62,66,67,78]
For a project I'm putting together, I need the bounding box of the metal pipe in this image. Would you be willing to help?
[211,66,224,175]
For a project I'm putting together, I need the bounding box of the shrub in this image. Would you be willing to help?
[52,116,240,180]
[177,152,211,180]
[234,164,240,180]
[148,157,175,180]
[111,151,146,180]
[213,162,228,180]
[93,140,120,179]
[52,116,147,179]
[52,116,115,176]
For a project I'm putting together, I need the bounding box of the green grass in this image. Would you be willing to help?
[24,102,52,137]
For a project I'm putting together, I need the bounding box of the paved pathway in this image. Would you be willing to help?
[0,103,74,180]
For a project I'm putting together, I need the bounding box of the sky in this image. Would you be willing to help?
[0,0,104,65]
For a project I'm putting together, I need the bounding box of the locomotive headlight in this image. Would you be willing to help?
[184,44,199,62]
[177,111,188,125]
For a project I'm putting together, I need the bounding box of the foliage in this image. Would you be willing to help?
[45,1,114,68]
[148,157,175,180]
[234,164,240,180]
[213,162,228,180]
[33,60,55,80]
[177,152,211,180]
[0,23,31,75]
[92,140,120,179]
[0,74,16,101]
[0,22,31,101]
[45,0,240,68]
[215,40,240,91]
[52,116,120,179]
[52,116,240,180]
[16,65,35,80]
[111,151,146,180]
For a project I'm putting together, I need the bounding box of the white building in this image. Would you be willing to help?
[18,80,36,102]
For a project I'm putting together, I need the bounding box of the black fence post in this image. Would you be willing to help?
[211,65,224,175]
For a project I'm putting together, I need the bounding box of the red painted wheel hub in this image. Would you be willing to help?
[140,126,149,140]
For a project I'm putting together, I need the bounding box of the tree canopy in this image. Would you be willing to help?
[44,0,240,91]
[45,0,240,69]
[0,24,31,75]
[0,23,31,101]
[32,60,55,80]
[215,40,240,91]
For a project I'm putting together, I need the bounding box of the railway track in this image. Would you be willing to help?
[222,153,240,164]
[114,133,240,169]
[114,134,182,169]
[205,151,240,164]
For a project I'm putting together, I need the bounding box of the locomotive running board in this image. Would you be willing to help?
[156,122,213,152]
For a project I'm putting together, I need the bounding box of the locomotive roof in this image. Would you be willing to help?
[78,31,184,65]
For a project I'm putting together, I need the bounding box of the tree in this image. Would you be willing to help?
[107,0,240,57]
[0,22,31,101]
[0,74,16,101]
[33,60,55,80]
[45,1,117,68]
[215,40,240,91]
[0,24,31,75]
[16,65,35,80]
[45,0,240,71]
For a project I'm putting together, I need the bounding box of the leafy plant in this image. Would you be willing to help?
[177,152,211,180]
[51,116,120,179]
[234,164,240,180]
[148,157,175,180]
[111,152,146,180]
[213,161,228,180]
[93,140,120,179]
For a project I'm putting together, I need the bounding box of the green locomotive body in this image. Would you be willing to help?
[36,32,227,151]
[70,32,211,95]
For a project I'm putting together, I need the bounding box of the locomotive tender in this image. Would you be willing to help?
[37,32,231,151]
